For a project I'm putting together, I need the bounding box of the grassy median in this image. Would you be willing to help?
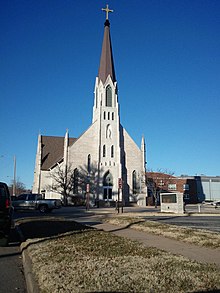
[103,216,220,249]
[23,227,220,293]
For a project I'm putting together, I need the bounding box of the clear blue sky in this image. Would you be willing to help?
[1,1,220,189]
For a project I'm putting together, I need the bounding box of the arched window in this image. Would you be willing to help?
[103,145,106,157]
[111,145,114,158]
[132,170,137,194]
[106,85,112,107]
[73,168,79,194]
[103,171,113,187]
[87,154,91,174]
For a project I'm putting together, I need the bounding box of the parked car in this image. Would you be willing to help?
[213,201,220,208]
[12,193,62,213]
[0,182,13,246]
[202,200,214,205]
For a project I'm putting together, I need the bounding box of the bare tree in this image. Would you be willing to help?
[48,162,103,206]
[146,169,175,207]
[78,163,100,197]
[49,164,75,206]
[8,178,27,196]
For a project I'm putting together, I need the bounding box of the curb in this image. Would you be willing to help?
[15,225,40,293]
[22,248,40,293]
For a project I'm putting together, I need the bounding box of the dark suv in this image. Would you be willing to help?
[0,182,13,246]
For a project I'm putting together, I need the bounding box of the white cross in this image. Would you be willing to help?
[102,4,113,20]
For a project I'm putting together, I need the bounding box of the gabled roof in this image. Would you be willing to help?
[98,20,116,83]
[41,136,76,171]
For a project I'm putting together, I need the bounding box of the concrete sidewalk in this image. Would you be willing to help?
[87,221,220,268]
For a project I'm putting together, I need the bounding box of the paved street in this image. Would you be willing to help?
[154,204,220,232]
[143,215,220,232]
[0,226,26,293]
[13,205,220,233]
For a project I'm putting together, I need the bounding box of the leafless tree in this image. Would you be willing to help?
[77,163,100,197]
[49,164,75,205]
[8,178,27,196]
[146,169,175,207]
[48,162,103,206]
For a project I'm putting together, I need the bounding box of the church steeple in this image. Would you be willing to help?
[98,6,116,84]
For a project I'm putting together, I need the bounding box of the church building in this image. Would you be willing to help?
[32,6,147,206]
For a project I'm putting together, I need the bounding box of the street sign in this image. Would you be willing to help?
[118,178,122,189]
[86,184,90,193]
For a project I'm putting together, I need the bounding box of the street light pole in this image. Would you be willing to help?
[13,155,16,196]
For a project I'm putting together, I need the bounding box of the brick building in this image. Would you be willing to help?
[147,172,198,205]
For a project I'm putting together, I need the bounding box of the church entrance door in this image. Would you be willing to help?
[103,187,112,200]
[103,171,113,201]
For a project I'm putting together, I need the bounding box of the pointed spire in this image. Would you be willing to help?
[37,133,42,160]
[141,136,147,172]
[64,129,69,168]
[65,128,69,139]
[33,133,42,194]
[141,135,145,150]
[98,12,116,83]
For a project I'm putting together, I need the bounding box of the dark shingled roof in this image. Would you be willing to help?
[41,136,76,171]
[98,20,116,83]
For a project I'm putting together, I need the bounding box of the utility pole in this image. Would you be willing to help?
[13,155,16,196]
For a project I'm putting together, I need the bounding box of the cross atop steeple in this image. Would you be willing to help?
[102,4,113,20]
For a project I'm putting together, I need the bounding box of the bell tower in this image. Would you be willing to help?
[92,5,122,201]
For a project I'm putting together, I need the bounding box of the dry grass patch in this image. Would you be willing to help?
[103,216,220,248]
[25,229,220,293]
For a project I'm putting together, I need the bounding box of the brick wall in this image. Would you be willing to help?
[147,172,198,204]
